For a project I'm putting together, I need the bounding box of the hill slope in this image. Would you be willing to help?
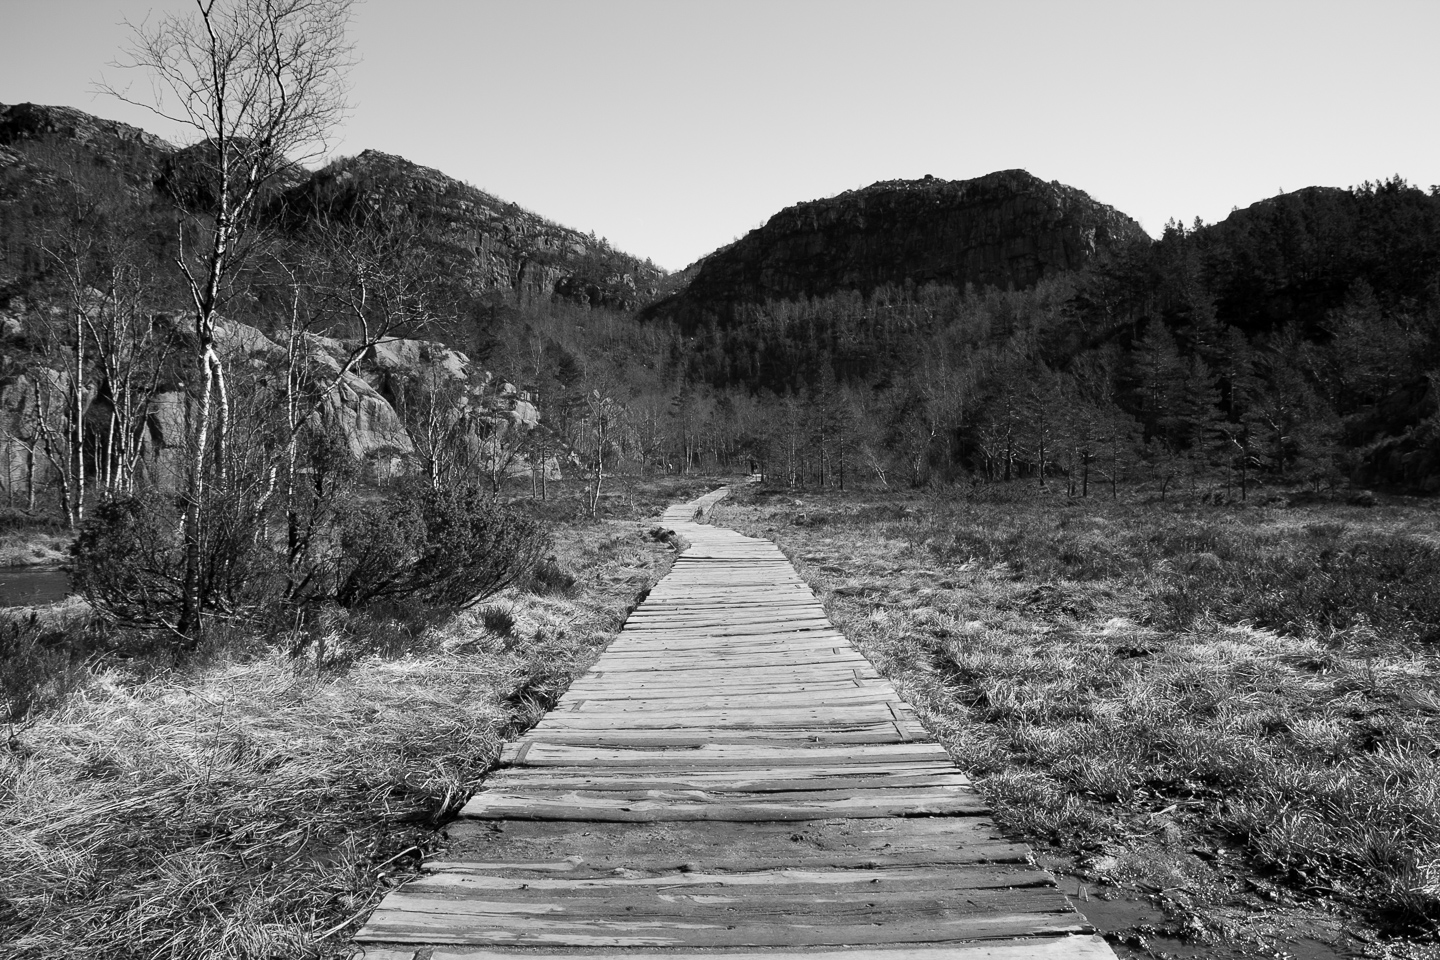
[0,101,663,309]
[647,170,1149,328]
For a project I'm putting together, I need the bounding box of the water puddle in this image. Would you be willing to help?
[1053,870,1361,960]
[0,567,72,607]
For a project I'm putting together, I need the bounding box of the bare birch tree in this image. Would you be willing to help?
[104,0,354,642]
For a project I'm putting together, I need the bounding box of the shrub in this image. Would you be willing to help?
[335,481,548,613]
[0,611,90,722]
[71,493,283,641]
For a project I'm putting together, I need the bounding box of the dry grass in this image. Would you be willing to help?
[0,530,72,567]
[0,516,675,960]
[717,485,1440,956]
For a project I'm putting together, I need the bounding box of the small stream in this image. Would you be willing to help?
[0,567,73,607]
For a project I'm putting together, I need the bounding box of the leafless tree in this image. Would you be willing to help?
[103,0,355,641]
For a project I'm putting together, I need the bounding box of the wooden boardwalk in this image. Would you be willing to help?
[356,489,1113,959]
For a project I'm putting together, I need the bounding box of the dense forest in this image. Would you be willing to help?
[639,177,1440,494]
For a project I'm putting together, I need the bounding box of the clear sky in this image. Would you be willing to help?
[3,0,1439,272]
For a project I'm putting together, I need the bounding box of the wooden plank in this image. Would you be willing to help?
[586,654,870,674]
[605,622,842,641]
[485,771,972,793]
[360,901,1086,948]
[459,787,987,820]
[597,641,856,658]
[559,684,901,707]
[598,644,852,659]
[409,936,1118,959]
[628,598,823,613]
[560,681,892,700]
[404,864,1055,894]
[564,692,903,712]
[506,740,953,766]
[505,729,924,749]
[439,817,1032,873]
[532,704,910,724]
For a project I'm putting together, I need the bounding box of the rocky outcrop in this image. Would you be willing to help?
[0,312,559,500]
[646,170,1149,328]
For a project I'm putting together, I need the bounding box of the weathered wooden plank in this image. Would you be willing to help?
[628,598,823,612]
[398,935,1119,959]
[531,703,912,725]
[602,623,843,642]
[559,683,900,706]
[573,668,882,686]
[459,786,987,820]
[407,864,1052,893]
[597,642,858,659]
[360,903,1086,948]
[585,655,870,675]
[486,772,972,794]
[507,729,924,750]
[561,680,892,700]
[600,640,853,657]
[505,740,953,767]
[563,692,904,712]
[624,606,827,622]
[439,816,1032,872]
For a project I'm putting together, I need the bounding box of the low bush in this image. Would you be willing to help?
[0,611,90,722]
[68,480,549,660]
[335,481,548,613]
[71,493,284,641]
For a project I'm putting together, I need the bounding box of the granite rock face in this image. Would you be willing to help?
[648,170,1149,327]
[0,313,557,498]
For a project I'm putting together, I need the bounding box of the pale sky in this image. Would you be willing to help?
[3,0,1438,272]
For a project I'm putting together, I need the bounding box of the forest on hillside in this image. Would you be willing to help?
[636,177,1440,495]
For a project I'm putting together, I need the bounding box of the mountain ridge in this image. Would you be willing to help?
[0,101,663,310]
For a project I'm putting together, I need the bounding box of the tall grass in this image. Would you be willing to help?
[725,486,1440,939]
[0,520,673,959]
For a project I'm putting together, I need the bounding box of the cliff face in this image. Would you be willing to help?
[648,170,1149,327]
[0,102,663,308]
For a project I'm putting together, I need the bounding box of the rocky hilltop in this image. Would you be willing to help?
[647,170,1148,327]
[0,101,662,309]
[280,150,661,309]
